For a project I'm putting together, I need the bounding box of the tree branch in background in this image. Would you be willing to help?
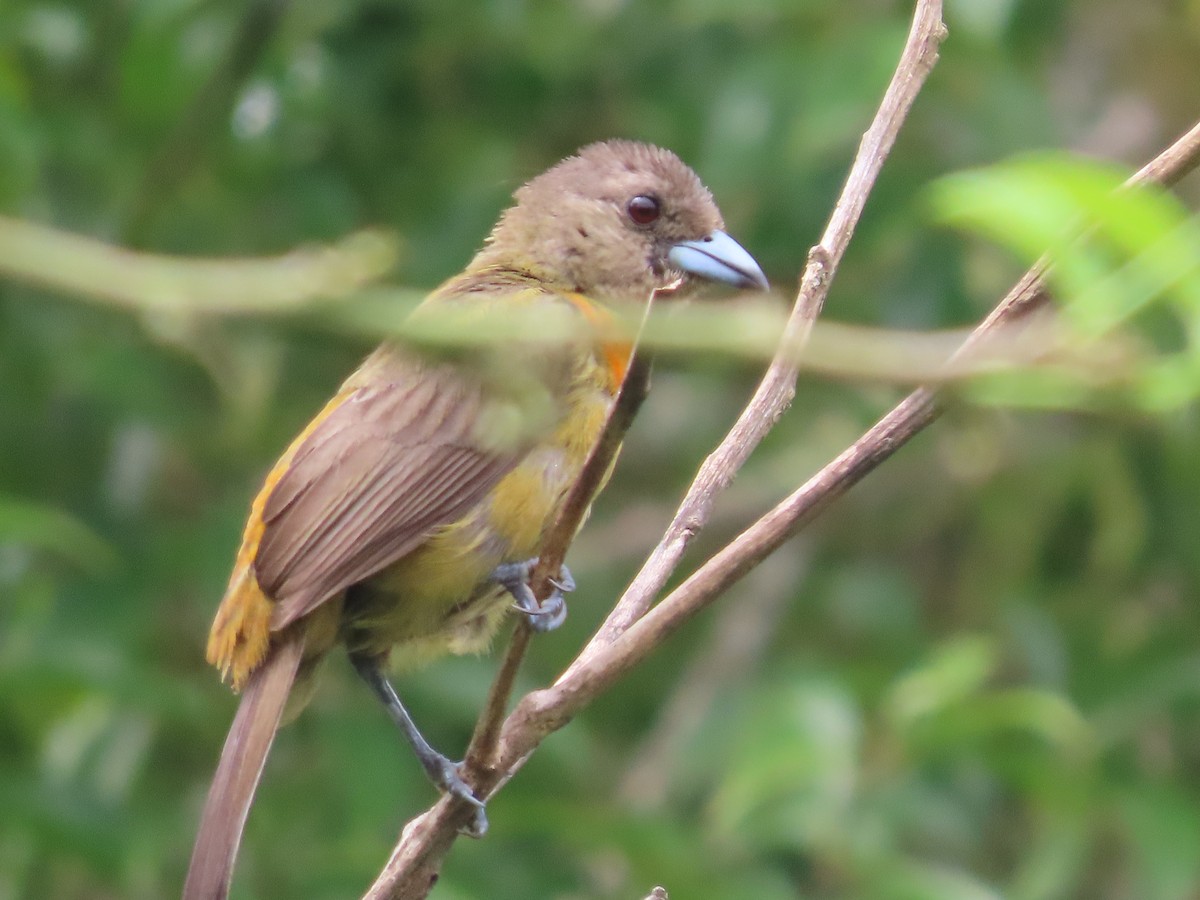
[0,219,1124,388]
[0,217,400,315]
[362,1,948,897]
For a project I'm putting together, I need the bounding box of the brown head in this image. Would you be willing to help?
[470,140,767,301]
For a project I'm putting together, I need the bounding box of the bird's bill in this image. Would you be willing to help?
[668,230,769,291]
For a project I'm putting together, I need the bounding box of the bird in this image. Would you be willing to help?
[183,139,767,899]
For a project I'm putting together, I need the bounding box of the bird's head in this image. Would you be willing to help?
[474,140,768,301]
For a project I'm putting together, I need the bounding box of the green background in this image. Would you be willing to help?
[4,1,1200,897]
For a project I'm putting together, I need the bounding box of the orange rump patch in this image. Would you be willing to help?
[207,390,354,690]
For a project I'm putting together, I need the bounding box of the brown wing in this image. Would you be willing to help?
[256,354,524,632]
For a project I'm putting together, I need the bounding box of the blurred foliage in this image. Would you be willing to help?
[932,154,1200,412]
[3,1,1200,899]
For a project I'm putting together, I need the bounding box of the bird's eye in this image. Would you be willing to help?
[626,194,661,225]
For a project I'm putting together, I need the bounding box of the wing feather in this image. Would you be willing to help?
[255,355,524,631]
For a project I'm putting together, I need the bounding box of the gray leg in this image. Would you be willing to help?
[491,558,574,632]
[349,653,488,837]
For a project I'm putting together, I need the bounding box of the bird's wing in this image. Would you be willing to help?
[254,351,531,632]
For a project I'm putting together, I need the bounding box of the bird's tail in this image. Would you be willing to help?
[183,632,305,900]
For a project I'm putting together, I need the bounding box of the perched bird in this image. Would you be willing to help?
[183,140,767,899]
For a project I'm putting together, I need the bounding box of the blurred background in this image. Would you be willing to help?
[4,1,1200,898]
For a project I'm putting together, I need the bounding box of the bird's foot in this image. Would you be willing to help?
[424,753,488,837]
[349,653,488,837]
[491,558,574,632]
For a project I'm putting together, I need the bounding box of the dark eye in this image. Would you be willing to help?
[626,194,661,225]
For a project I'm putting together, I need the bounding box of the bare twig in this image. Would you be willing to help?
[460,283,668,781]
[494,116,1200,751]
[366,8,1200,900]
[461,349,655,777]
[586,0,948,650]
[363,290,663,898]
[361,3,947,897]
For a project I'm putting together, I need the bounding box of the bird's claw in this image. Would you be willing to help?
[520,590,567,633]
[430,756,489,838]
[548,567,576,594]
[492,558,573,632]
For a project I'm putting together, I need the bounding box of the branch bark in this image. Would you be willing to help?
[462,302,661,784]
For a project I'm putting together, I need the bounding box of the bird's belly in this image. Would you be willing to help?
[343,379,613,665]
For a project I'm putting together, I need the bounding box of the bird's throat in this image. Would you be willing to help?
[562,292,633,390]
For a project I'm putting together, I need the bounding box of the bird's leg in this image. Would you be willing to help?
[349,653,488,837]
[491,558,574,632]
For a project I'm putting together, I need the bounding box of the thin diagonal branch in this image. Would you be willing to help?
[495,115,1200,756]
[461,283,667,780]
[585,0,948,652]
[362,292,663,898]
[462,349,655,777]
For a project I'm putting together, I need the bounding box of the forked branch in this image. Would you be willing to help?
[501,114,1200,750]
[368,7,1200,900]
[367,9,1200,900]
[364,1,948,896]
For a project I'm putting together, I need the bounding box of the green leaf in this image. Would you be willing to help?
[930,153,1200,410]
[885,636,997,729]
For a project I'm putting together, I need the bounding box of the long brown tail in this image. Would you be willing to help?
[183,633,304,900]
